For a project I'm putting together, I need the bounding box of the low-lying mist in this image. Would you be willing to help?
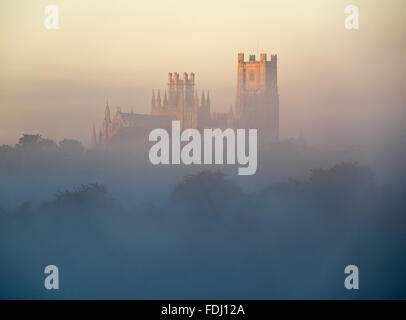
[0,133,405,299]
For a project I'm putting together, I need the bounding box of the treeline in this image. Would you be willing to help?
[0,134,84,157]
[1,162,406,298]
[1,162,405,227]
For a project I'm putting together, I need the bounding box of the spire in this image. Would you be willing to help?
[91,125,97,147]
[206,91,211,108]
[201,91,206,108]
[104,99,111,121]
[151,89,156,110]
[228,104,234,116]
[227,105,235,128]
[163,90,168,107]
[194,89,199,108]
[98,130,103,145]
[156,89,162,109]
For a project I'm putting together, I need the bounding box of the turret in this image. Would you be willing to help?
[104,100,111,121]
[163,90,168,107]
[227,105,235,128]
[156,89,161,109]
[151,89,156,110]
[238,53,244,64]
[201,91,206,108]
[228,105,234,117]
[98,130,103,145]
[194,89,199,108]
[91,125,97,147]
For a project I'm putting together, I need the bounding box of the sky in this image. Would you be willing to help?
[0,0,405,146]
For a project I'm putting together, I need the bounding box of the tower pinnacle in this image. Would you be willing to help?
[91,125,97,147]
[104,101,111,120]
[151,89,156,110]
[201,91,206,108]
[156,89,161,109]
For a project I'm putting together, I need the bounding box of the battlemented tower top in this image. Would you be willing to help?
[238,53,277,64]
[168,72,195,85]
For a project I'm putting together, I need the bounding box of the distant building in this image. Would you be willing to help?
[93,53,279,147]
[235,53,279,140]
[95,73,232,147]
[94,101,171,147]
[150,72,231,131]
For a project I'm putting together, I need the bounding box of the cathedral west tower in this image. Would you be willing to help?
[235,53,279,140]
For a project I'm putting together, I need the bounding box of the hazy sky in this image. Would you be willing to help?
[0,0,405,146]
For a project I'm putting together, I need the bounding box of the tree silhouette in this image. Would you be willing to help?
[59,139,84,155]
[41,183,117,212]
[0,145,13,157]
[12,201,32,217]
[310,162,373,189]
[169,170,245,214]
[16,134,58,154]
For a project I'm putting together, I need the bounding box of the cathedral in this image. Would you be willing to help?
[93,53,279,147]
[235,53,279,140]
[150,72,235,131]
